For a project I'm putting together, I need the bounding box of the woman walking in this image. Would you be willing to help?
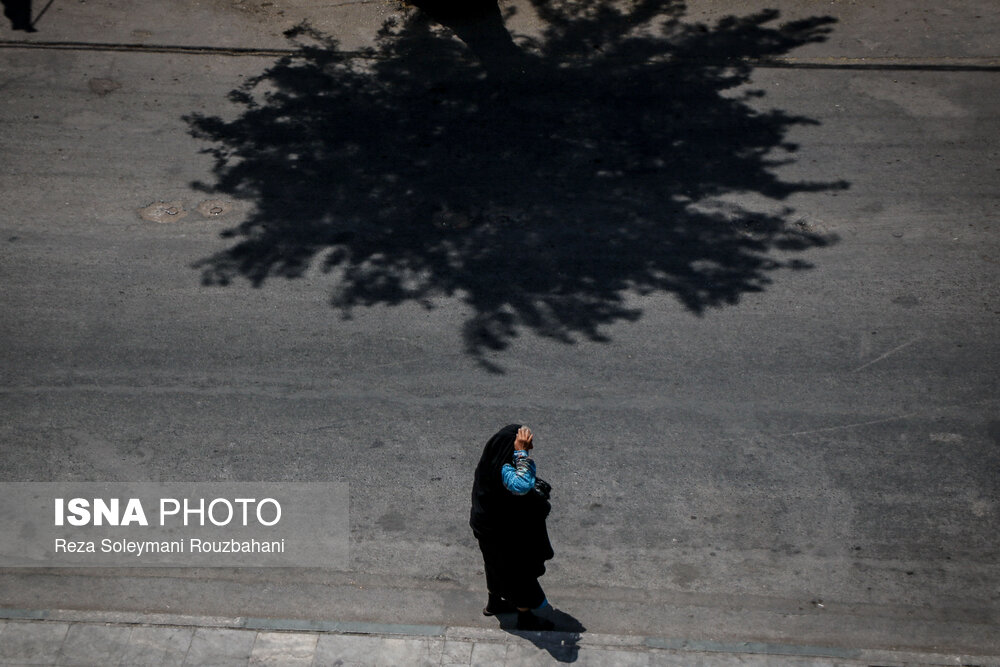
[470,424,555,631]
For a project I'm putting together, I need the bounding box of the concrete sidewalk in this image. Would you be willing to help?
[0,610,997,667]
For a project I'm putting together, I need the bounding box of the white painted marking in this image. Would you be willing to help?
[852,336,922,372]
[777,413,915,438]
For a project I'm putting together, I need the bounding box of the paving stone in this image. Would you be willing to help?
[119,625,194,666]
[183,627,256,666]
[470,641,508,666]
[425,638,446,663]
[249,632,317,666]
[644,649,700,666]
[499,635,583,664]
[55,623,131,666]
[442,638,474,664]
[0,621,70,665]
[377,637,440,667]
[574,646,650,666]
[502,640,553,666]
[314,633,383,665]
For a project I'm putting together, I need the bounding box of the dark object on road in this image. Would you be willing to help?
[471,424,554,630]
[2,0,35,31]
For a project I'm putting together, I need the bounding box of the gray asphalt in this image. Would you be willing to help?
[1,0,998,657]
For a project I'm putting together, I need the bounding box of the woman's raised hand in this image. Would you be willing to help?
[514,426,533,451]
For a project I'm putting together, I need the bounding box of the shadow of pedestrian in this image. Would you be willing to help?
[186,0,846,371]
[495,605,587,662]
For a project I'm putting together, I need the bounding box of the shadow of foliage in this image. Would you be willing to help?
[186,0,845,371]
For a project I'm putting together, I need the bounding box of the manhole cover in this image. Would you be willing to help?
[196,199,232,218]
[139,201,189,223]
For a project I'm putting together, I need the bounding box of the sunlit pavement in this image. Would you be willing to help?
[1,0,998,663]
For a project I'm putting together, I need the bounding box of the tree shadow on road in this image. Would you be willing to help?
[186,0,846,371]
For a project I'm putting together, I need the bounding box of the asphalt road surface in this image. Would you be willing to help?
[1,0,998,655]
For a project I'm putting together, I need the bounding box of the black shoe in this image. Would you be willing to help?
[516,610,555,631]
[483,594,517,616]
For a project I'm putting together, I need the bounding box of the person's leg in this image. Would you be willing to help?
[512,577,554,630]
[477,536,517,615]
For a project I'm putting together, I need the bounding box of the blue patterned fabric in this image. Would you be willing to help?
[501,450,536,495]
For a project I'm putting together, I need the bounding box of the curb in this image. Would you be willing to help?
[1,608,997,666]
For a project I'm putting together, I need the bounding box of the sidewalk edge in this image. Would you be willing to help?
[1,607,997,666]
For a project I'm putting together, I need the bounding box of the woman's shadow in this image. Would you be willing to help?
[493,606,587,662]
